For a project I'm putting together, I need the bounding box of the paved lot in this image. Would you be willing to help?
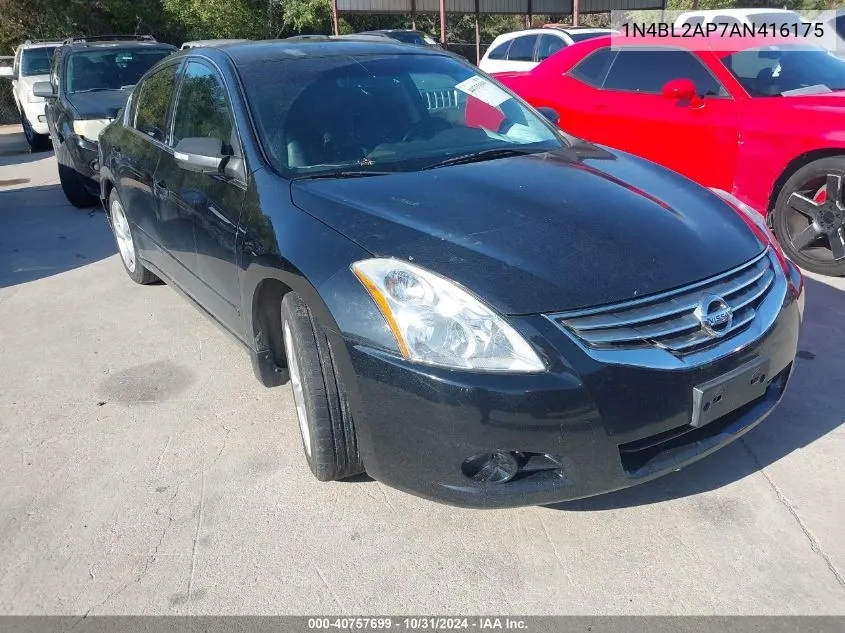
[1,123,845,616]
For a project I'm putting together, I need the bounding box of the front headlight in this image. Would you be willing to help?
[73,119,110,142]
[709,188,784,255]
[352,258,545,372]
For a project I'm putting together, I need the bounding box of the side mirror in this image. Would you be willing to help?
[174,136,245,180]
[536,106,560,125]
[0,66,13,78]
[32,81,56,98]
[661,78,700,105]
[174,137,225,172]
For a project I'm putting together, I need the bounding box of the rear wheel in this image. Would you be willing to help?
[55,142,98,208]
[773,156,845,277]
[109,189,158,285]
[281,292,363,481]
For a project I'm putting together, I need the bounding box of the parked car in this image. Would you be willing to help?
[357,29,438,48]
[674,8,804,32]
[98,39,802,508]
[479,27,618,74]
[180,39,249,50]
[35,35,176,207]
[497,35,845,276]
[7,40,63,151]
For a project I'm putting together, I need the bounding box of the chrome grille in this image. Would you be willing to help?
[551,250,780,360]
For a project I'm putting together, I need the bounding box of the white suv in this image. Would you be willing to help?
[479,27,617,74]
[10,40,62,151]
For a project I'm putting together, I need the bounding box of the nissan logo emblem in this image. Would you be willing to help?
[694,294,733,338]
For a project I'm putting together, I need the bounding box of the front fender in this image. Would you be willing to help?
[237,171,402,386]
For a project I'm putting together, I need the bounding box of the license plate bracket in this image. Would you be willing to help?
[691,357,770,428]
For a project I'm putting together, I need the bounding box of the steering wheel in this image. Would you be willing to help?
[402,117,454,142]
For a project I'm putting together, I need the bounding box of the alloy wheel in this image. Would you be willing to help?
[110,198,136,272]
[284,321,312,458]
[784,173,845,263]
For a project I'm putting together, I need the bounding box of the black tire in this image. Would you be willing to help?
[55,142,98,208]
[108,189,158,285]
[773,156,845,277]
[20,111,50,152]
[281,292,363,481]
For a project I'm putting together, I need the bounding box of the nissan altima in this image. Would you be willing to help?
[98,39,804,508]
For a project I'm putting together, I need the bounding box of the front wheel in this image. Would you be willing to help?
[773,156,845,277]
[281,292,363,482]
[55,142,98,208]
[21,111,49,152]
[108,190,158,285]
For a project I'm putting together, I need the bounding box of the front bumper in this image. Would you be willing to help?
[339,279,802,509]
[21,100,49,135]
[65,134,101,194]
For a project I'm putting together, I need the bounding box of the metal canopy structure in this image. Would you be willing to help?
[333,0,664,60]
[337,0,661,15]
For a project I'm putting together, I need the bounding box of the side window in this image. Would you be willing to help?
[603,49,725,97]
[133,63,179,143]
[836,15,845,39]
[487,40,513,60]
[171,62,236,155]
[507,35,539,62]
[537,35,566,61]
[681,16,705,27]
[569,47,617,88]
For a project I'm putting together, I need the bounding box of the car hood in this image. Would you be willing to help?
[290,143,764,315]
[66,90,130,119]
[17,74,50,91]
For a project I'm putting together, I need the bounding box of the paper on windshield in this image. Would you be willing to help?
[455,76,510,108]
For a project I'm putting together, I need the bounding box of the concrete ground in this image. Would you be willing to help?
[1,123,844,616]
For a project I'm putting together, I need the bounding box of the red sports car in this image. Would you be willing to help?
[496,35,845,276]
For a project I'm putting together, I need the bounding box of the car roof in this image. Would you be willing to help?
[17,40,63,51]
[560,33,812,57]
[677,8,800,17]
[218,38,442,65]
[181,39,249,48]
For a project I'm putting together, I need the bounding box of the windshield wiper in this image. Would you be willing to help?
[294,170,393,181]
[422,148,533,170]
[71,88,118,94]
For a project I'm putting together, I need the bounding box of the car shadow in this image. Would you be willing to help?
[0,183,115,288]
[549,275,845,511]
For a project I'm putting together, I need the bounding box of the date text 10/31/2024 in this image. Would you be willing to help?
[307,617,529,630]
[620,22,827,39]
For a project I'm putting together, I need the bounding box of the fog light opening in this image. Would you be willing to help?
[462,451,519,484]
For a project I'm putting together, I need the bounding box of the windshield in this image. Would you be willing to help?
[65,48,173,94]
[21,47,58,77]
[724,44,845,96]
[240,53,563,177]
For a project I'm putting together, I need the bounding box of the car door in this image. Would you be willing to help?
[122,61,189,278]
[157,59,246,335]
[563,46,740,190]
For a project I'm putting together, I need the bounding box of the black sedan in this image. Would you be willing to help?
[98,39,804,508]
